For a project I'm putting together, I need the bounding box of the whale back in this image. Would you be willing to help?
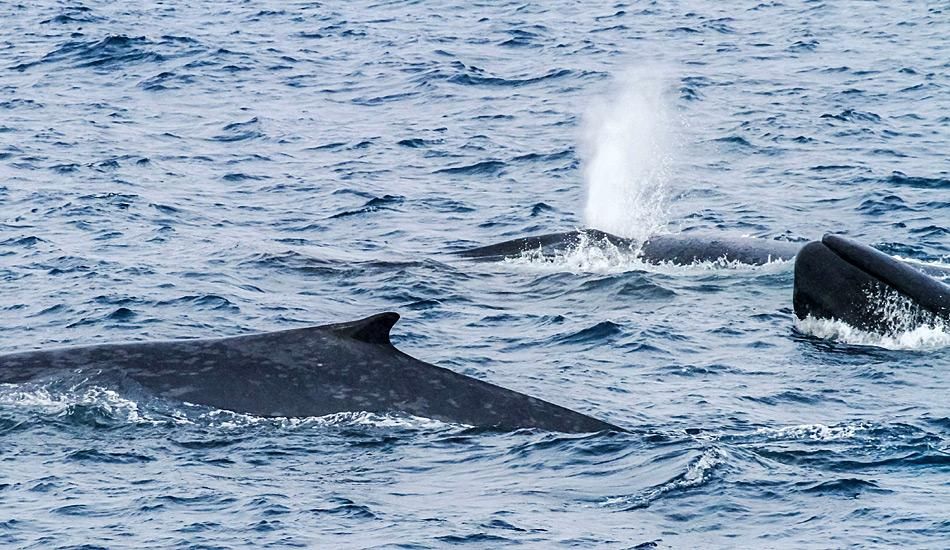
[640,234,801,265]
[456,229,632,261]
[458,229,801,266]
[0,313,619,433]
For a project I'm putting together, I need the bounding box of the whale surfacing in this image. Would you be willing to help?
[0,313,621,433]
[793,234,950,335]
[458,229,802,266]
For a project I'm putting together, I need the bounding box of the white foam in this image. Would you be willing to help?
[500,230,640,275]
[680,447,723,486]
[603,447,725,509]
[0,383,458,431]
[748,422,869,442]
[192,408,454,431]
[0,384,172,425]
[796,315,950,350]
[499,231,793,276]
[581,68,677,242]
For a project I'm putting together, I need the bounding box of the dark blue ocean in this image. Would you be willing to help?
[2,1,949,547]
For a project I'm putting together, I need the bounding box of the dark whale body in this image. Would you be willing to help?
[794,234,950,334]
[458,229,802,266]
[0,313,620,433]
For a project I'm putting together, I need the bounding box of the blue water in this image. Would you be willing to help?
[2,0,949,547]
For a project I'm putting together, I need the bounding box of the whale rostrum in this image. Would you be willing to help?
[794,234,950,335]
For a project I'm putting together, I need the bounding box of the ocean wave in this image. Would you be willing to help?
[554,320,625,345]
[447,68,573,87]
[11,35,174,72]
[604,447,726,510]
[434,160,507,176]
[211,117,266,142]
[328,194,404,219]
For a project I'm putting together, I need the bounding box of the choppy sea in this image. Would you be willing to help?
[1,1,948,548]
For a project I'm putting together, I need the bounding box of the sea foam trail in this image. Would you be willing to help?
[581,69,676,243]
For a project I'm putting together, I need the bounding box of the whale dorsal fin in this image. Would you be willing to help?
[330,312,400,346]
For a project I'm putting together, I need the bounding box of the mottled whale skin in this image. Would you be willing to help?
[458,229,802,266]
[0,313,620,433]
[794,234,950,334]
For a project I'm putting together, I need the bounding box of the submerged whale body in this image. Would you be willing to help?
[458,229,802,266]
[0,313,620,433]
[794,234,950,335]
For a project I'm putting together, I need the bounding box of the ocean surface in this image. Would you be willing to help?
[1,0,949,547]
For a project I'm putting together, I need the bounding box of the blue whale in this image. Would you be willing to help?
[465,230,949,336]
[794,234,950,335]
[0,312,621,433]
[458,229,803,266]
